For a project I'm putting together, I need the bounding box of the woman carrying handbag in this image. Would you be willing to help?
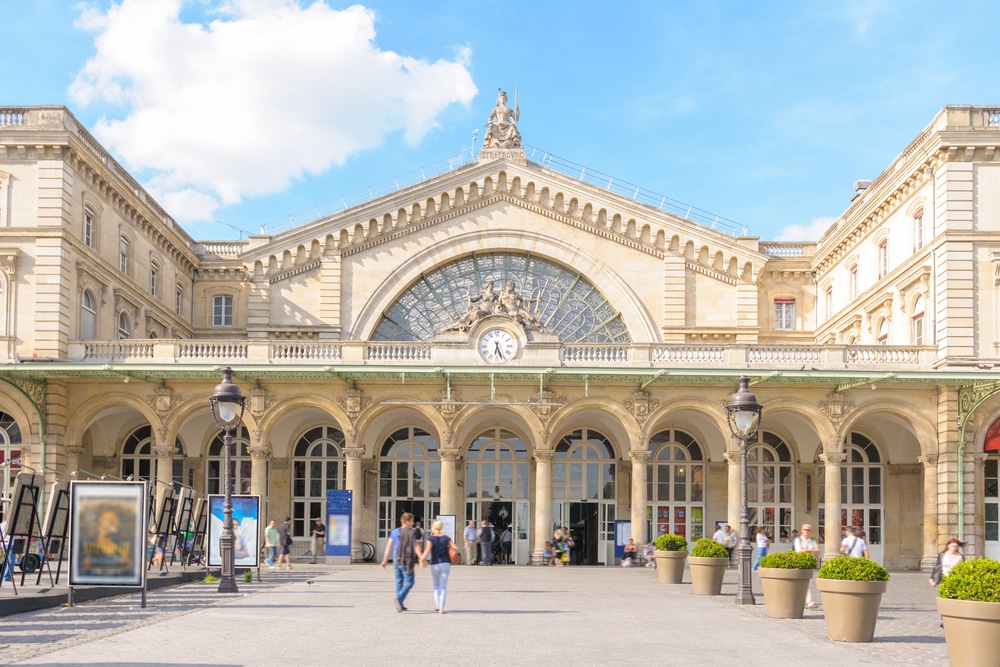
[421,520,456,614]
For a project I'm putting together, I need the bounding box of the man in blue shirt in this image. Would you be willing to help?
[380,512,421,611]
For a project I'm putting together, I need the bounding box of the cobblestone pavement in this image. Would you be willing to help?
[0,565,948,666]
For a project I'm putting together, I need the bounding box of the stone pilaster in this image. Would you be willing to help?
[723,450,741,530]
[820,452,846,561]
[919,454,939,570]
[343,447,364,561]
[629,450,650,544]
[532,450,554,564]
[438,448,461,518]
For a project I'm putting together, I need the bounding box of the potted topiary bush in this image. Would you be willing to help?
[653,533,688,584]
[688,538,729,595]
[757,550,818,618]
[937,558,1000,667]
[816,556,889,642]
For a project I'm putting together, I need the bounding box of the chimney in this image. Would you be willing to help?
[852,179,873,201]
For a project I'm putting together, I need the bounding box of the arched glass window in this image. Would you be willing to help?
[819,432,884,549]
[207,426,252,496]
[647,429,705,541]
[377,427,440,541]
[292,425,345,537]
[0,411,23,525]
[746,431,794,542]
[913,208,924,252]
[120,425,185,484]
[81,290,97,340]
[554,429,616,501]
[912,295,925,345]
[466,428,529,500]
[118,312,131,339]
[877,319,889,345]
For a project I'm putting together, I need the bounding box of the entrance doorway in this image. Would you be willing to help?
[554,501,614,565]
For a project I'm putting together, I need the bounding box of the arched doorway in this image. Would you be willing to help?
[746,432,795,546]
[291,425,344,539]
[464,428,530,564]
[377,427,440,556]
[553,428,617,565]
[647,428,706,543]
[0,411,21,525]
[120,425,185,485]
[820,432,885,563]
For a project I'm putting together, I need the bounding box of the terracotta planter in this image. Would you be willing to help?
[937,597,1000,667]
[688,556,727,595]
[654,550,687,584]
[816,578,888,642]
[758,568,813,618]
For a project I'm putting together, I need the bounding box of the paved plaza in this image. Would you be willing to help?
[0,564,948,666]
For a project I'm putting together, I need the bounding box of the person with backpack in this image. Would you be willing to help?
[478,520,495,566]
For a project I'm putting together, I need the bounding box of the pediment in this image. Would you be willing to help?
[241,157,768,284]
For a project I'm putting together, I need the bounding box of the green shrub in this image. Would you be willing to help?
[203,573,218,583]
[938,558,1000,602]
[817,556,889,581]
[654,533,688,552]
[691,538,728,558]
[758,550,817,569]
[243,570,254,583]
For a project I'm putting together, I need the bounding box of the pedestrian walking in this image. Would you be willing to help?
[724,525,738,567]
[792,523,820,609]
[930,537,965,587]
[310,517,326,564]
[501,526,513,564]
[380,512,421,612]
[420,520,455,613]
[463,520,478,565]
[264,519,278,568]
[277,516,293,571]
[751,526,769,571]
[840,526,868,558]
[478,520,495,566]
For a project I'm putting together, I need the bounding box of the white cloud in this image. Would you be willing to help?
[69,0,477,222]
[775,216,838,242]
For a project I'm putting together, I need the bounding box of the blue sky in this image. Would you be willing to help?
[4,0,1000,242]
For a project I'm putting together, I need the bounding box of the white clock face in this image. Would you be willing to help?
[479,329,516,363]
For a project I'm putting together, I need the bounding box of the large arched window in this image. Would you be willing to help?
[292,425,345,537]
[747,431,794,542]
[647,429,705,541]
[120,425,185,485]
[377,427,440,543]
[819,432,884,551]
[553,428,617,565]
[81,290,97,340]
[207,426,252,496]
[0,411,22,525]
[372,252,631,343]
[465,428,530,548]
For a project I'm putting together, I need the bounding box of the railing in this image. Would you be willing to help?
[0,110,25,127]
[365,343,432,362]
[561,345,629,363]
[68,339,933,370]
[760,243,812,258]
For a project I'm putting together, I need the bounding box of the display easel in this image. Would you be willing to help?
[168,486,195,568]
[148,487,176,571]
[1,472,45,594]
[40,479,70,584]
[186,497,207,567]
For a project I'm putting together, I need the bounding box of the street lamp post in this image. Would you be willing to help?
[209,366,246,594]
[725,375,763,606]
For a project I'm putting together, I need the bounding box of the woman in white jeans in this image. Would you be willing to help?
[421,520,454,613]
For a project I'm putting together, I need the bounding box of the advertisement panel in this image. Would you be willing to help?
[325,489,352,557]
[69,481,147,587]
[207,495,260,567]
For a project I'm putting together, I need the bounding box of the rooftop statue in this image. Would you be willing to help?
[482,90,521,149]
[444,279,548,333]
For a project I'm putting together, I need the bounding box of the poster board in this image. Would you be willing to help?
[206,495,260,567]
[9,472,42,536]
[436,515,457,543]
[43,480,70,556]
[325,489,352,557]
[69,481,147,587]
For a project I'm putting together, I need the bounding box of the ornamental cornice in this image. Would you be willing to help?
[268,257,322,284]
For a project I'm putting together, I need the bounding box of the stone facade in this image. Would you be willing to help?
[2,104,1000,569]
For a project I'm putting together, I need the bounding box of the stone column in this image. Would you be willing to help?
[820,452,846,561]
[248,444,271,512]
[532,450,554,565]
[152,428,174,518]
[918,454,939,570]
[629,450,650,544]
[439,448,461,518]
[344,447,364,562]
[724,450,741,529]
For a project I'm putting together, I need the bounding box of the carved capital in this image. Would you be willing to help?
[917,454,938,467]
[151,445,175,459]
[248,446,271,460]
[343,447,365,460]
[438,448,462,462]
[534,450,555,463]
[627,450,650,464]
[723,450,741,465]
[820,453,847,466]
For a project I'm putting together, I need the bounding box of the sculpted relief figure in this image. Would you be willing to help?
[482,90,521,149]
[444,279,547,333]
[447,280,498,332]
[496,280,547,332]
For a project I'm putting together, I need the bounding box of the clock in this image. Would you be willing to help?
[479,328,516,363]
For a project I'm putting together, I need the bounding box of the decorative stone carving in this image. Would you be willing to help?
[343,447,364,460]
[248,387,276,420]
[534,450,555,463]
[819,452,847,466]
[433,391,463,424]
[628,450,650,464]
[5,377,45,409]
[482,89,521,149]
[818,392,855,424]
[337,387,371,424]
[722,451,741,465]
[529,389,564,425]
[624,391,659,425]
[438,448,461,462]
[248,446,271,460]
[147,387,179,415]
[917,454,938,467]
[445,279,547,333]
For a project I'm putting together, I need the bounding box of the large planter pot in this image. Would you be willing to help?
[937,597,1000,667]
[816,578,888,642]
[758,568,813,618]
[654,550,687,584]
[688,556,727,595]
